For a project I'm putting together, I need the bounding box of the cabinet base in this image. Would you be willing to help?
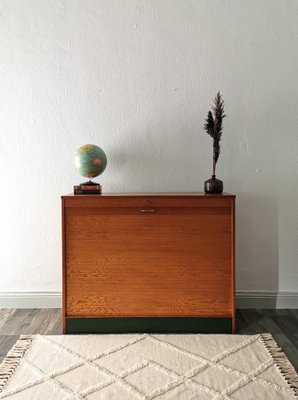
[65,317,233,334]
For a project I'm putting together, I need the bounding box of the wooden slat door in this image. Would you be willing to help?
[65,205,232,318]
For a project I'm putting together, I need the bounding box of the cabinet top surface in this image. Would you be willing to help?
[62,192,235,198]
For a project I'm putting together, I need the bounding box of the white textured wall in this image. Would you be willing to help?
[0,0,297,294]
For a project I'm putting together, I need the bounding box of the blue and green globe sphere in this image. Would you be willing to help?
[74,144,107,179]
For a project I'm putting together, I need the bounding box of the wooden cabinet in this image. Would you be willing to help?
[62,193,236,333]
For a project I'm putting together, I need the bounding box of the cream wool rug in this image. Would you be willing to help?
[0,334,297,399]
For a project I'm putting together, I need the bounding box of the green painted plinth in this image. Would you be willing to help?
[65,317,232,334]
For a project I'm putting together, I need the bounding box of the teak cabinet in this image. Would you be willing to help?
[62,193,236,333]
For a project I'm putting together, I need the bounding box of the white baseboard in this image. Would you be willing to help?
[236,290,298,309]
[0,291,297,309]
[0,292,62,308]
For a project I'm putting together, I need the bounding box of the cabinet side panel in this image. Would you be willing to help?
[62,198,66,333]
[231,198,236,332]
[65,206,232,318]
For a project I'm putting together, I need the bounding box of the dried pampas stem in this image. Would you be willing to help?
[204,92,226,176]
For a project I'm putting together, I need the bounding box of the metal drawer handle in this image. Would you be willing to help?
[140,208,156,213]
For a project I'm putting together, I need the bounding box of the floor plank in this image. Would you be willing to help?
[237,309,298,370]
[0,335,19,364]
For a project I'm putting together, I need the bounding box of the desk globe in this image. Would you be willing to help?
[74,144,107,184]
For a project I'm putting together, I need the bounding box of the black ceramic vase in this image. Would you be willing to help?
[204,175,223,194]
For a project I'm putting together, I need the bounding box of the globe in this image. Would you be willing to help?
[74,144,107,179]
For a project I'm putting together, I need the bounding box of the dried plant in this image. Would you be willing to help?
[204,92,226,176]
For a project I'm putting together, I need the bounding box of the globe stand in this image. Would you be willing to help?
[79,179,100,187]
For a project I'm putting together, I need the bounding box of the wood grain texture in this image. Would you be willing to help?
[62,194,235,330]
[63,194,234,209]
[0,309,62,336]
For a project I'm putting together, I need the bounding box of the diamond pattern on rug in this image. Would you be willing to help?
[155,382,213,400]
[87,382,140,400]
[50,334,143,360]
[152,334,253,359]
[94,336,202,375]
[24,338,79,375]
[125,364,176,394]
[0,334,296,400]
[192,364,240,392]
[55,364,110,393]
[221,339,270,373]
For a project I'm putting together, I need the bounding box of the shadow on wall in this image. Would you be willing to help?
[235,192,279,306]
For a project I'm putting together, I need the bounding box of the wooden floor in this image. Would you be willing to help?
[0,309,297,370]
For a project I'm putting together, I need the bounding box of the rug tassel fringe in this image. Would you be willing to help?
[0,335,34,392]
[261,333,298,397]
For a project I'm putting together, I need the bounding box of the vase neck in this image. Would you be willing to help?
[212,175,216,179]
